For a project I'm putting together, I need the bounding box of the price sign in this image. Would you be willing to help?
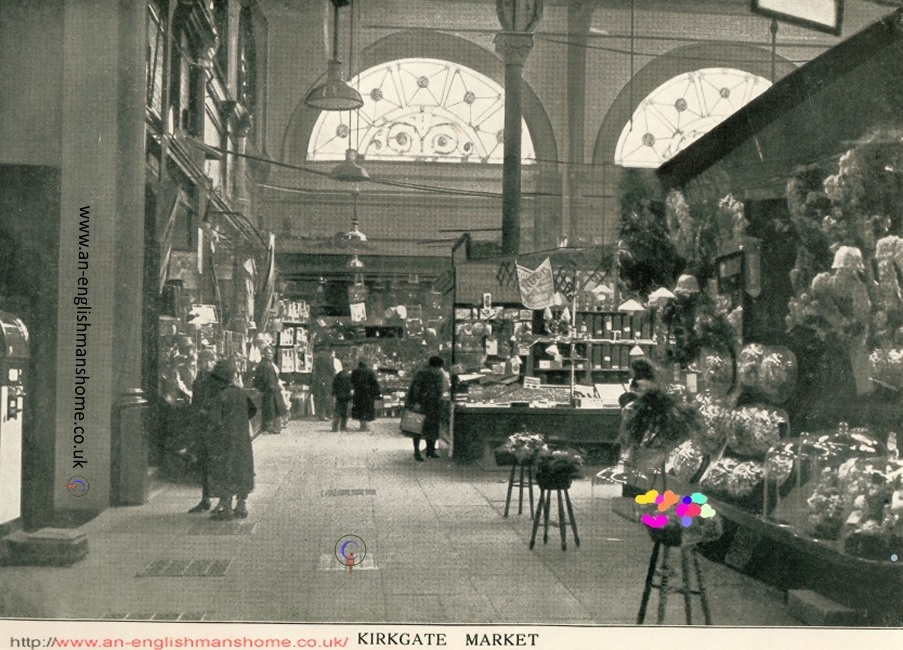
[523,376,541,390]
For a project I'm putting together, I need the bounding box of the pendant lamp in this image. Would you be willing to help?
[330,148,370,182]
[305,0,363,111]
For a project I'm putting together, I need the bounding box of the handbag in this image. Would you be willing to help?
[399,408,426,436]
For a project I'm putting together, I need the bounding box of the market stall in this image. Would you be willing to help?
[604,11,903,623]
[449,236,656,463]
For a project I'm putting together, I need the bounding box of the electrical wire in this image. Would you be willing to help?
[533,34,818,65]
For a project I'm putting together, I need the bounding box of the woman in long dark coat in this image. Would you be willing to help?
[405,356,447,461]
[350,360,381,431]
[207,359,257,520]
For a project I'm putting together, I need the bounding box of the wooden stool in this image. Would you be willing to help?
[504,463,535,518]
[636,541,712,625]
[529,486,580,551]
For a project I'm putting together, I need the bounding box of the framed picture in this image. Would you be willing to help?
[279,328,295,347]
[751,0,843,36]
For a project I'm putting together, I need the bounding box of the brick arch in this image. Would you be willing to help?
[592,42,797,168]
[280,29,559,167]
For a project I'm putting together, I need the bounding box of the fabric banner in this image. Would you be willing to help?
[516,258,556,310]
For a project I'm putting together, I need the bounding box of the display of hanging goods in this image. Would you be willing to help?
[399,409,426,436]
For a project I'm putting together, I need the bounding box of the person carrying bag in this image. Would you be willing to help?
[403,356,447,462]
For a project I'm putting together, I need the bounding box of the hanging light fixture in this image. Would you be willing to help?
[344,188,367,243]
[347,253,365,269]
[330,148,370,182]
[304,0,363,111]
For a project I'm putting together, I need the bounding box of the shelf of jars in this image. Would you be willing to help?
[450,304,653,464]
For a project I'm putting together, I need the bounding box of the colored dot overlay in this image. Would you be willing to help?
[634,490,716,529]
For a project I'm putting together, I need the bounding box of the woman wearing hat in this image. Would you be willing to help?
[207,359,257,520]
[404,356,448,461]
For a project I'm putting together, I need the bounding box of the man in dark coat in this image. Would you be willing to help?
[252,350,286,434]
[312,347,336,421]
[350,360,381,431]
[331,364,353,432]
[207,359,257,520]
[405,356,448,461]
[188,349,219,513]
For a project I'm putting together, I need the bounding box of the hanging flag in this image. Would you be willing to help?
[516,258,556,310]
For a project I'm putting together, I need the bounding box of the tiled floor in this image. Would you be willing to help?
[0,418,797,625]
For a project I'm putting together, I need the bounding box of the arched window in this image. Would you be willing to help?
[307,57,536,164]
[615,68,771,168]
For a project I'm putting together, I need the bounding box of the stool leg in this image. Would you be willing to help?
[529,489,544,550]
[681,547,693,625]
[692,549,713,625]
[564,489,580,547]
[556,490,568,551]
[543,489,551,545]
[518,465,525,515]
[527,467,535,519]
[504,463,516,518]
[657,546,671,625]
[636,541,661,624]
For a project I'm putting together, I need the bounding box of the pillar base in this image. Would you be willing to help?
[2,527,89,566]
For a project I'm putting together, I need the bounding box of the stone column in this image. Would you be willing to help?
[495,0,542,257]
[565,0,598,243]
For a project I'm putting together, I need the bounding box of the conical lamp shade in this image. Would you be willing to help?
[305,60,363,111]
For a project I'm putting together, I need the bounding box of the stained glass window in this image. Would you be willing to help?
[307,57,535,164]
[615,68,772,168]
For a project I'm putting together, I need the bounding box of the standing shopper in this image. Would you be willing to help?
[331,363,353,432]
[350,359,381,431]
[188,349,219,513]
[405,356,448,461]
[207,359,257,520]
[253,349,286,434]
[311,346,336,422]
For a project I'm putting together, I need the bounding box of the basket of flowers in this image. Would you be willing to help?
[494,432,548,467]
[534,448,584,490]
[634,489,723,547]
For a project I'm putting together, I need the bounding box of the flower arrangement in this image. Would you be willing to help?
[534,448,584,490]
[634,489,722,546]
[501,432,549,464]
[693,392,736,453]
[623,387,701,450]
[700,457,764,500]
[786,268,872,345]
[738,344,798,404]
[763,442,797,487]
[727,404,787,458]
[666,440,709,483]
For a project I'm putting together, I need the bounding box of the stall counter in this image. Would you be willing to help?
[452,404,621,464]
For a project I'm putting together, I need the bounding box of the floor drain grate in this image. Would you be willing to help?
[321,489,376,497]
[186,521,259,535]
[317,553,378,571]
[137,558,232,577]
[103,612,207,621]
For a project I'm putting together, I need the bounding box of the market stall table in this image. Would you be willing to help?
[451,403,621,463]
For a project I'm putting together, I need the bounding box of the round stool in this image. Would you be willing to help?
[636,541,712,625]
[504,463,535,518]
[529,486,580,551]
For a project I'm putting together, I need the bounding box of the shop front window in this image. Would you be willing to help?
[615,68,771,168]
[307,57,535,164]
